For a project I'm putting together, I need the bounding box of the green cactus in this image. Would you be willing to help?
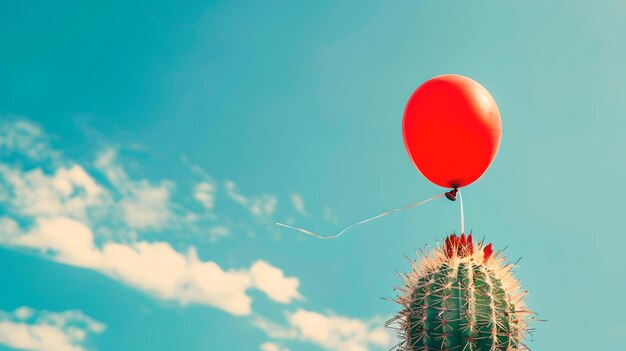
[392,233,533,351]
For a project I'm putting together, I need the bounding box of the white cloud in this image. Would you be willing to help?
[1,216,301,316]
[0,123,291,240]
[254,309,391,351]
[250,195,277,218]
[194,181,216,210]
[289,309,391,351]
[250,261,301,304]
[14,307,35,320]
[0,164,105,220]
[119,181,171,231]
[95,148,173,231]
[12,217,102,269]
[93,148,125,187]
[0,146,172,234]
[225,180,277,218]
[0,307,105,351]
[290,194,306,215]
[259,342,290,351]
[0,217,20,239]
[224,180,248,205]
[101,241,253,315]
[208,225,230,242]
[0,118,58,161]
[252,315,298,340]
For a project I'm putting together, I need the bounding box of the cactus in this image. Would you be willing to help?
[390,233,533,351]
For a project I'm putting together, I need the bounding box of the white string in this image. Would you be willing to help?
[276,192,445,239]
[458,188,465,234]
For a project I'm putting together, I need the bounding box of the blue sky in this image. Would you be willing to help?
[1,1,625,350]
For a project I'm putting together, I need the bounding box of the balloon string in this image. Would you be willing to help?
[276,193,445,239]
[458,189,465,234]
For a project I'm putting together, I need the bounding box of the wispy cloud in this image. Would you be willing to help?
[290,193,306,215]
[259,342,290,351]
[323,206,339,224]
[253,309,391,351]
[208,225,230,242]
[0,118,60,161]
[194,181,216,210]
[225,180,277,219]
[95,148,173,232]
[0,145,174,242]
[0,306,105,351]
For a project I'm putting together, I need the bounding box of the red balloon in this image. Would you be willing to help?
[403,75,502,188]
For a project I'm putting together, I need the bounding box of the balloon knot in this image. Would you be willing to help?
[445,188,458,201]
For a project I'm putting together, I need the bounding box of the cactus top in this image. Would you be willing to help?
[391,233,534,351]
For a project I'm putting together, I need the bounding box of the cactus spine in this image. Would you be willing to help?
[392,234,533,351]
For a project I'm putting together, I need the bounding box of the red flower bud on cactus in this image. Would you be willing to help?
[443,233,493,263]
[483,243,493,263]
